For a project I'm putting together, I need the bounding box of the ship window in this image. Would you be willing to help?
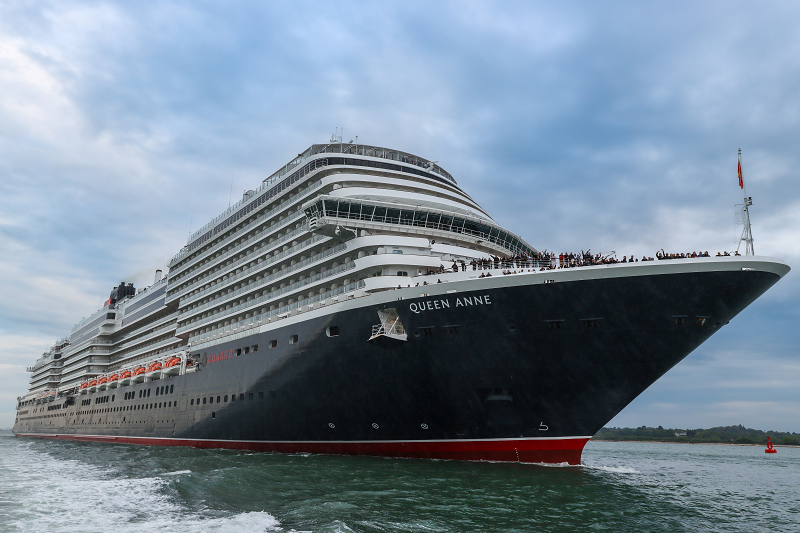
[259,392,264,399]
[155,388,159,396]
[397,271,408,276]
[674,316,687,326]
[269,340,277,349]
[248,393,253,400]
[326,326,340,337]
[212,412,215,419]
[191,399,194,405]
[216,396,220,403]
[111,395,114,401]
[392,250,404,255]
[270,390,276,398]
[244,347,249,355]
[252,344,258,352]
[236,348,242,356]
[239,393,244,401]
[582,319,602,329]
[170,385,174,394]
[289,335,298,344]
[545,320,564,330]
[445,326,460,335]
[203,397,206,404]
[695,317,708,326]
[418,327,434,336]
[224,395,228,402]
[231,394,236,402]
[147,389,151,397]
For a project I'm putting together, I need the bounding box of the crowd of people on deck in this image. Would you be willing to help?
[410,248,742,281]
[388,249,745,290]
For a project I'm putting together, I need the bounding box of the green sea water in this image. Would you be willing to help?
[0,430,797,532]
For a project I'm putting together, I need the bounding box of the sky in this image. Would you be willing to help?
[1,1,799,432]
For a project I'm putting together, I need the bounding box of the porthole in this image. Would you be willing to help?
[326,326,340,337]
[289,334,298,344]
[329,423,335,428]
[372,423,379,429]
[269,340,277,349]
[421,423,429,430]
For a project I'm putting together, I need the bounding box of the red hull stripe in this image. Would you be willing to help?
[15,433,590,464]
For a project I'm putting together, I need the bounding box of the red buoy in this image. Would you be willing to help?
[765,436,777,454]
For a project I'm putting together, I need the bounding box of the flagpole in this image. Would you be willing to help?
[737,148,755,256]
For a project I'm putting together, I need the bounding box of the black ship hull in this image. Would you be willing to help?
[14,260,786,464]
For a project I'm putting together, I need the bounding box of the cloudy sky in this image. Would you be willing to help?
[1,1,799,432]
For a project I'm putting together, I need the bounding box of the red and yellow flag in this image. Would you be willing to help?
[738,159,743,189]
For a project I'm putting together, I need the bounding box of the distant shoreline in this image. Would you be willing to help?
[592,439,800,448]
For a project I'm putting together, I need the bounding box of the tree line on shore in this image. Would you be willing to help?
[594,424,800,445]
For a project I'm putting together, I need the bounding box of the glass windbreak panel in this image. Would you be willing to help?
[349,203,362,220]
[361,204,375,221]
[426,213,440,228]
[337,202,350,218]
[399,210,414,225]
[452,218,465,232]
[373,206,387,222]
[462,220,482,237]
[386,208,401,223]
[440,215,453,229]
[323,200,337,217]
[498,231,509,247]
[413,211,428,226]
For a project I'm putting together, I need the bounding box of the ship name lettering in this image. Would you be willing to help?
[455,294,491,307]
[208,349,234,363]
[409,299,450,314]
[409,294,491,314]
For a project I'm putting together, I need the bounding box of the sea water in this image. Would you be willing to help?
[0,430,797,532]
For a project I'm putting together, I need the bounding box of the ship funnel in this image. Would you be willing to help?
[154,270,162,283]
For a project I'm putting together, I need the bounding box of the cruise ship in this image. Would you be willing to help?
[12,142,790,464]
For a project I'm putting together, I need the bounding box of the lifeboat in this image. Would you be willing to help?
[184,359,197,374]
[79,381,89,394]
[47,390,56,402]
[88,377,98,393]
[108,372,119,389]
[161,356,182,377]
[132,364,146,384]
[98,374,109,391]
[145,360,162,381]
[119,369,132,386]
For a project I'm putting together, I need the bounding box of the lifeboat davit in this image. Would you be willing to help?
[145,360,162,381]
[88,377,98,393]
[161,356,182,377]
[132,365,146,384]
[119,369,132,386]
[98,374,108,391]
[108,372,119,389]
[79,381,89,394]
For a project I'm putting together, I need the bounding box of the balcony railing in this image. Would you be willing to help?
[178,240,344,321]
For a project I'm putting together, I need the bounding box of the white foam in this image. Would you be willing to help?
[582,464,640,474]
[162,470,192,476]
[0,442,282,533]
